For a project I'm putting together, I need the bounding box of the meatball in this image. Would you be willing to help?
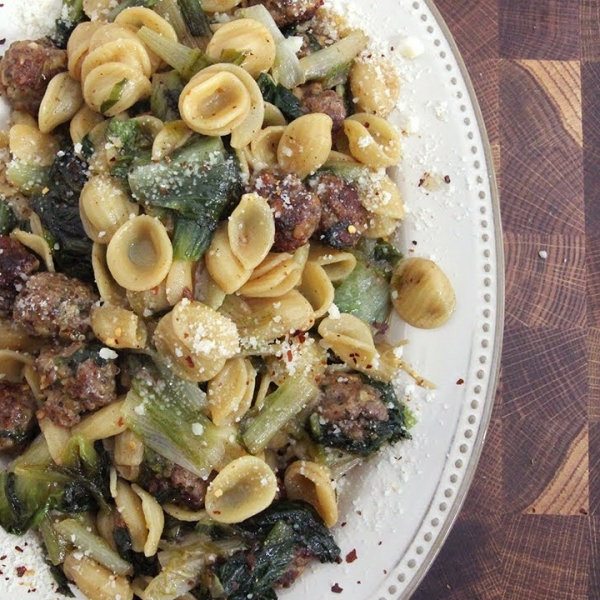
[0,38,68,115]
[35,342,118,427]
[298,83,347,132]
[0,381,38,452]
[249,168,321,252]
[0,235,40,317]
[246,0,323,28]
[146,463,209,510]
[13,271,98,342]
[316,373,389,444]
[309,172,368,248]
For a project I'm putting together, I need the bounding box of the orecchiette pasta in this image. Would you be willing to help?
[106,215,173,292]
[38,72,84,133]
[91,304,148,349]
[343,112,402,167]
[79,174,140,243]
[153,299,240,382]
[205,455,278,523]
[207,356,257,426]
[227,192,275,270]
[277,113,333,178]
[179,63,264,148]
[206,19,276,78]
[284,460,338,527]
[349,57,401,117]
[63,553,133,600]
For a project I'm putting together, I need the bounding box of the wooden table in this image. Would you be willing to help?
[413,0,594,598]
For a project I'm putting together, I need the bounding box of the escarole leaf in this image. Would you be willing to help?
[128,136,242,261]
[0,436,111,535]
[122,359,241,479]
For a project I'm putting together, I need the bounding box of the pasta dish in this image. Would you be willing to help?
[0,0,456,598]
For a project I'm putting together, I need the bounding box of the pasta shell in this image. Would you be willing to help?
[106,215,173,292]
[390,257,456,328]
[343,113,402,168]
[284,460,338,527]
[205,456,277,523]
[38,72,84,133]
[80,174,140,243]
[228,193,275,270]
[206,19,276,78]
[277,113,333,179]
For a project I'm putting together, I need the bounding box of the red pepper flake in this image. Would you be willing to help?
[331,583,343,593]
[185,356,195,368]
[14,546,23,553]
[16,566,27,577]
[0,39,5,45]
[118,417,125,427]
[456,378,465,385]
[286,349,293,362]
[345,549,358,563]
[444,175,451,184]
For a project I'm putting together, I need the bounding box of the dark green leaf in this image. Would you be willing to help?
[257,73,305,121]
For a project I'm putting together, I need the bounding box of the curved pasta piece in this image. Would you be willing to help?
[237,251,302,298]
[131,483,165,557]
[343,113,402,168]
[349,57,400,117]
[38,72,84,133]
[284,460,338,527]
[298,260,335,318]
[248,125,285,170]
[364,212,399,238]
[206,19,276,78]
[205,456,277,523]
[114,429,145,471]
[263,102,287,127]
[182,63,264,148]
[91,243,127,307]
[70,105,105,147]
[208,356,256,426]
[114,7,178,42]
[71,399,129,441]
[357,170,405,219]
[106,215,173,292]
[308,242,357,283]
[63,553,133,600]
[39,417,71,466]
[277,113,333,179]
[80,38,153,83]
[153,299,240,382]
[228,192,275,270]
[9,123,59,166]
[151,120,193,161]
[390,257,456,328]
[126,283,171,317]
[83,62,152,116]
[165,259,194,306]
[80,174,139,243]
[88,23,140,53]
[114,479,147,553]
[221,290,315,344]
[91,304,148,349]
[67,21,105,80]
[179,70,252,138]
[10,230,55,272]
[0,349,34,382]
[0,319,46,353]
[205,222,253,295]
[317,313,379,372]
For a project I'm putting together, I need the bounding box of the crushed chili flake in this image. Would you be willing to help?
[345,549,358,563]
[16,566,27,577]
[331,583,344,593]
[14,546,23,553]
[456,378,465,385]
[444,175,451,184]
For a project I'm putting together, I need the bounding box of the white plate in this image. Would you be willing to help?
[0,1,503,598]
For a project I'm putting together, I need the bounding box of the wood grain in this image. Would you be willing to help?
[413,0,598,596]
